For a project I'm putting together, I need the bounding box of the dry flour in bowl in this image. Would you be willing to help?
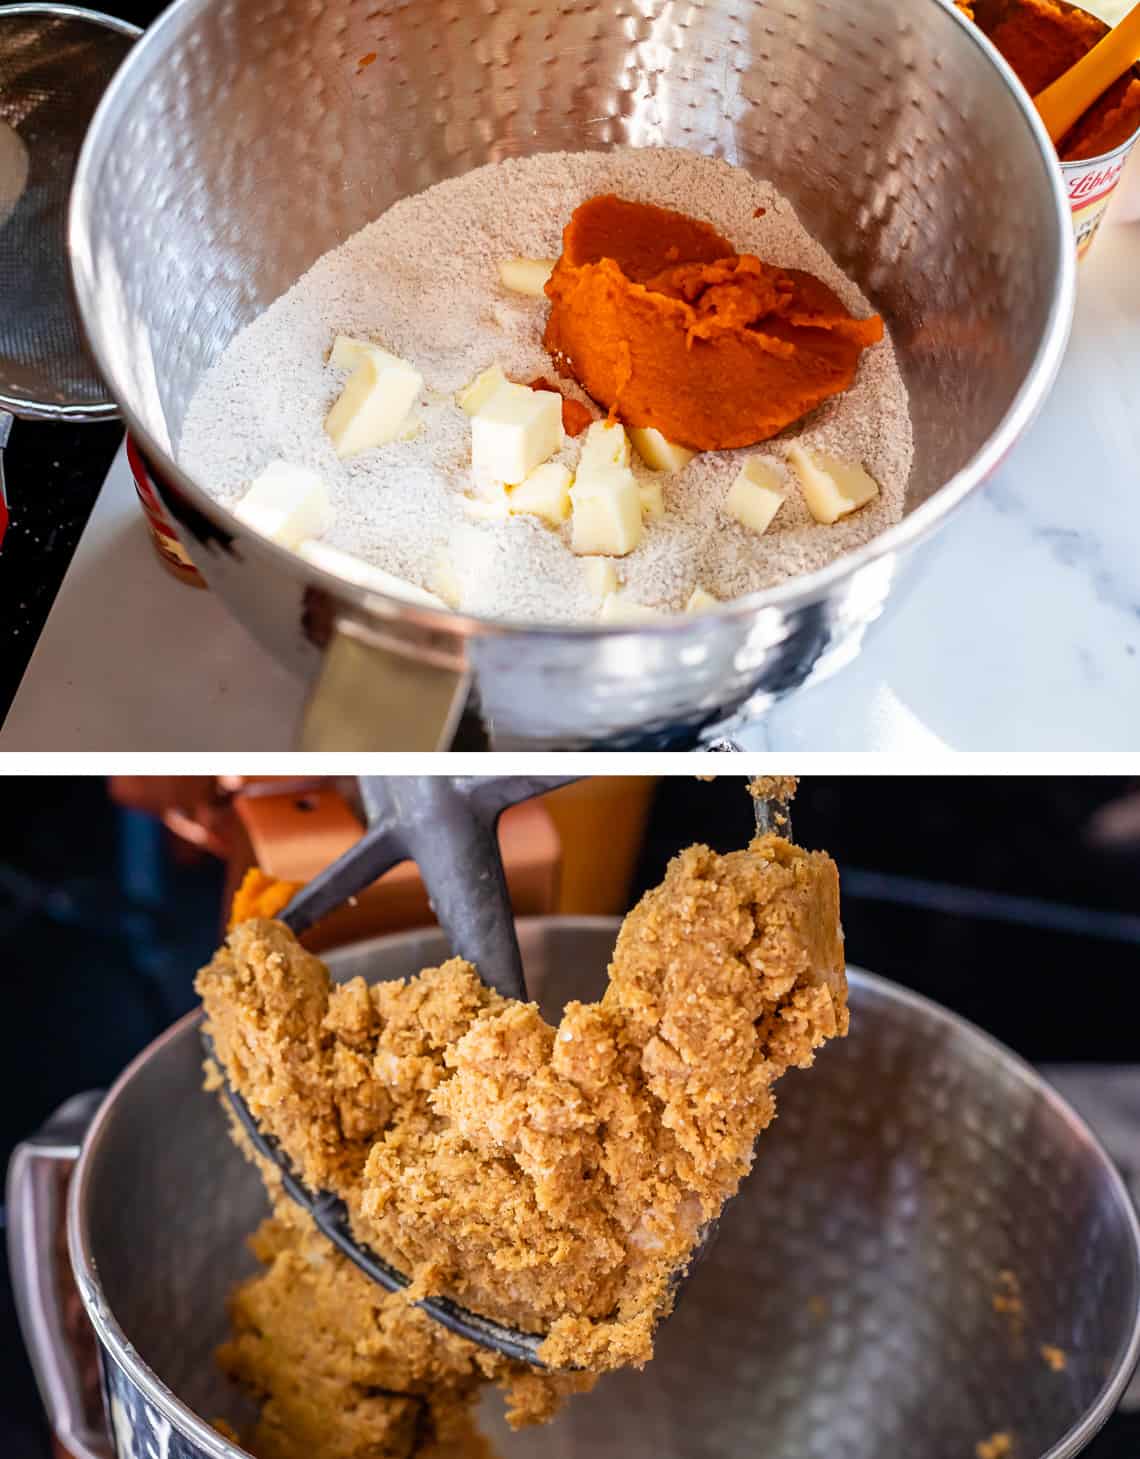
[179,148,914,624]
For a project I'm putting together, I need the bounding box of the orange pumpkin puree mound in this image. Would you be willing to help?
[542,195,884,452]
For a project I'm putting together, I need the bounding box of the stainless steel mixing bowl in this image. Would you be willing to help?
[9,920,1140,1459]
[67,0,1074,749]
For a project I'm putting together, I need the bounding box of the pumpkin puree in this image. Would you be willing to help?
[542,195,884,451]
[963,0,1140,161]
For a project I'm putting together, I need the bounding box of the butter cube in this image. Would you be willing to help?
[461,484,511,521]
[599,592,663,623]
[325,349,423,457]
[726,458,786,536]
[234,462,332,548]
[508,462,572,526]
[788,444,880,524]
[457,363,507,416]
[430,551,462,609]
[639,480,666,522]
[581,557,619,600]
[570,468,643,556]
[578,419,630,474]
[685,585,720,613]
[297,539,447,608]
[328,334,398,371]
[471,382,563,488]
[498,257,556,296]
[629,426,697,474]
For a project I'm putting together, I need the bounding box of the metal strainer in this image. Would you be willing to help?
[0,4,136,523]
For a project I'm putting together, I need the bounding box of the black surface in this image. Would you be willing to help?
[0,421,123,721]
[0,0,164,726]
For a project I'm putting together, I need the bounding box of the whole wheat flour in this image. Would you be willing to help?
[180,148,913,623]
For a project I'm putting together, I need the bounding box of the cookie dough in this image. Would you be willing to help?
[199,833,847,1454]
[217,1213,551,1459]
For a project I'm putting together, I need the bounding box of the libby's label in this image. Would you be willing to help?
[1063,146,1135,259]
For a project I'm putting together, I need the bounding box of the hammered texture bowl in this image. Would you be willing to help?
[67,920,1140,1459]
[67,0,1072,748]
[74,0,1066,490]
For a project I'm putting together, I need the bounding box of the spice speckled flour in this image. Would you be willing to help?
[180,149,914,624]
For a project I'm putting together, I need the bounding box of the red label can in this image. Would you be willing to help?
[126,435,206,588]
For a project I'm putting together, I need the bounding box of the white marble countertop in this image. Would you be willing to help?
[2,222,1138,754]
[757,220,1140,752]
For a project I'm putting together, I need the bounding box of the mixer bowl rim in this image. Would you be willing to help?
[65,920,1140,1459]
[67,0,1076,639]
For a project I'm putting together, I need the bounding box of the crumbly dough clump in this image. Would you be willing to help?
[217,1212,574,1459]
[747,775,798,803]
[198,834,846,1454]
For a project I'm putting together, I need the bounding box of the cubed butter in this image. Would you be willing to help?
[639,480,665,522]
[430,551,462,609]
[570,468,643,556]
[788,444,880,524]
[457,363,507,416]
[578,419,630,474]
[599,592,663,623]
[461,484,511,521]
[726,458,786,536]
[329,334,399,371]
[629,426,697,474]
[325,349,423,458]
[498,257,556,296]
[471,381,563,488]
[581,557,619,600]
[297,539,447,608]
[685,585,720,613]
[508,461,572,526]
[233,462,332,549]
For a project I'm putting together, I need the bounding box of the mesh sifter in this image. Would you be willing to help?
[206,775,792,1366]
[0,4,137,535]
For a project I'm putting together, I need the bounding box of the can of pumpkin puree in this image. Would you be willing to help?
[126,435,206,587]
[965,0,1140,258]
[1063,129,1140,257]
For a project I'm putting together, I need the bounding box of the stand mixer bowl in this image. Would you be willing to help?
[69,0,1074,748]
[9,921,1139,1459]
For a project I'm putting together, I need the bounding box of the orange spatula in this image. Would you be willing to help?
[1034,0,1140,143]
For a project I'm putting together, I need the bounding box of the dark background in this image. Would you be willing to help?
[2,775,1139,1456]
[1,0,162,725]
